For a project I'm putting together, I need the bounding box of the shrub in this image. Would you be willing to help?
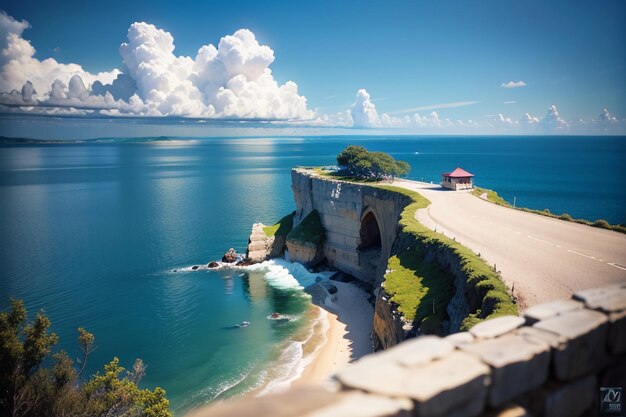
[592,219,611,229]
[0,299,171,417]
[336,145,410,180]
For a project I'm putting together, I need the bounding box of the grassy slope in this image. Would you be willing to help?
[263,212,294,238]
[286,210,325,245]
[375,185,518,330]
[472,187,626,234]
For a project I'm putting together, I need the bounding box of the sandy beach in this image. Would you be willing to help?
[294,280,374,387]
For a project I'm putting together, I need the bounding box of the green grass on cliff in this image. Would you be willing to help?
[385,251,454,331]
[313,168,380,183]
[299,169,518,331]
[471,187,509,206]
[472,187,626,234]
[263,212,294,238]
[375,185,518,331]
[286,210,325,245]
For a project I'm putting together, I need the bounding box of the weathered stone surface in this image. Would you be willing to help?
[461,333,550,406]
[247,240,266,251]
[247,250,267,261]
[372,290,411,351]
[469,316,525,339]
[534,309,609,380]
[308,392,413,417]
[600,356,626,387]
[514,326,566,349]
[336,351,489,417]
[608,310,626,355]
[376,335,455,367]
[524,299,585,324]
[573,284,626,312]
[482,404,531,417]
[292,169,409,288]
[287,240,325,267]
[544,375,596,417]
[445,331,475,347]
[186,387,338,417]
[222,248,238,263]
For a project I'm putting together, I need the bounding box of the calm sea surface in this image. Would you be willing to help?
[0,135,624,413]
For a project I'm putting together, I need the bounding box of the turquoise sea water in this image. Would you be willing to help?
[0,135,625,413]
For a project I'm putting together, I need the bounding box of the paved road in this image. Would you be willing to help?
[391,179,626,308]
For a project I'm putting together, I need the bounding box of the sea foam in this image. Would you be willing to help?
[243,258,333,290]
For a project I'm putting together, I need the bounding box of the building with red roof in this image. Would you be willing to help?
[441,167,474,190]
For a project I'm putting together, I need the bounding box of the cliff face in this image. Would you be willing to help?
[289,169,516,352]
[291,169,407,286]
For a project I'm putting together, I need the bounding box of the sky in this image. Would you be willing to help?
[0,0,624,138]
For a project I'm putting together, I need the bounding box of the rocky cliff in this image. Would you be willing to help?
[289,169,517,352]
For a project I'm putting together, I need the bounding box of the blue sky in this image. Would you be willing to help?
[0,0,624,137]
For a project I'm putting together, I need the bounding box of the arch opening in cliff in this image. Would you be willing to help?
[359,211,382,250]
[358,210,382,278]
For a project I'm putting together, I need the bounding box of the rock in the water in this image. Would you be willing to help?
[207,261,219,268]
[222,248,238,263]
[191,265,199,270]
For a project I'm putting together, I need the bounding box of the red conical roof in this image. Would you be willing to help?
[443,167,474,178]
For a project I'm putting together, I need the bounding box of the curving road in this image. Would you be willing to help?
[391,179,626,308]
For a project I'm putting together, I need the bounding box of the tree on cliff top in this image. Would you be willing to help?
[336,145,410,180]
[0,299,172,417]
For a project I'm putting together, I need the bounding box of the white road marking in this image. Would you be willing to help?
[567,249,603,262]
[608,263,626,271]
[527,235,555,246]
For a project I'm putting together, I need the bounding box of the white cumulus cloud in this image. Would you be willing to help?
[520,112,540,124]
[0,12,312,119]
[599,108,618,124]
[351,89,380,127]
[501,81,527,88]
[541,104,568,130]
[0,11,120,101]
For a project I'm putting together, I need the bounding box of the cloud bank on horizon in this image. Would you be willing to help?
[0,11,623,134]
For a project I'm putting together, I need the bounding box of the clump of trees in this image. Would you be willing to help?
[336,145,410,180]
[0,299,171,417]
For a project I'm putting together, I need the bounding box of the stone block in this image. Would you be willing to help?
[469,316,525,339]
[336,351,489,417]
[460,333,550,406]
[247,250,266,261]
[544,375,597,417]
[482,404,531,417]
[534,309,609,381]
[600,355,626,387]
[247,240,266,251]
[524,299,585,324]
[573,284,626,313]
[445,331,475,347]
[514,326,566,349]
[376,335,456,367]
[186,386,337,417]
[608,310,626,355]
[308,392,413,417]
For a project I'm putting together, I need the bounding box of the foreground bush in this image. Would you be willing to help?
[0,299,171,417]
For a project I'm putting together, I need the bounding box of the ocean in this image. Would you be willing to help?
[0,135,624,414]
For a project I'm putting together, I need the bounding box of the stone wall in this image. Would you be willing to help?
[291,169,409,286]
[189,283,626,417]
